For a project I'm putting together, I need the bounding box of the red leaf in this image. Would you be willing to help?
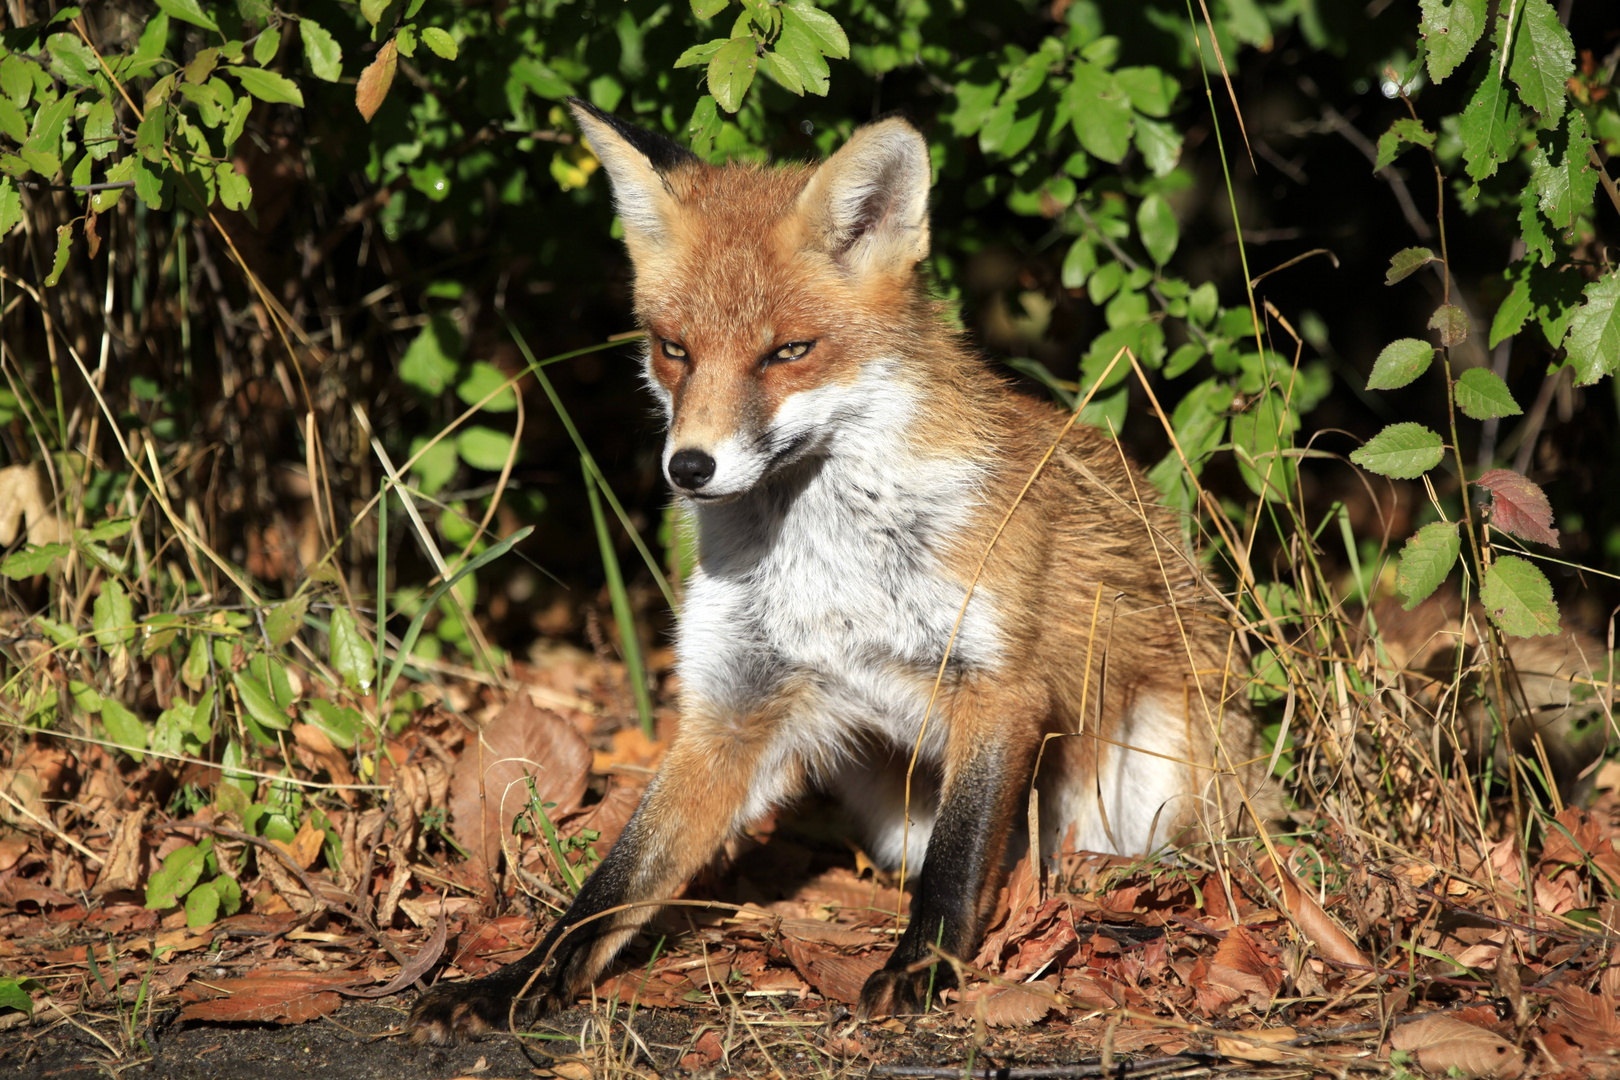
[355,39,397,123]
[1476,468,1560,547]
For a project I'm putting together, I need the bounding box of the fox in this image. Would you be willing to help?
[407,99,1278,1044]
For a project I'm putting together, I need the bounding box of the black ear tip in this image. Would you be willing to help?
[565,98,698,174]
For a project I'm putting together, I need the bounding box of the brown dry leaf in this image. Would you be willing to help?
[397,894,480,928]
[1208,926,1282,998]
[567,776,641,860]
[1540,807,1605,866]
[1216,1026,1300,1062]
[1390,1014,1524,1079]
[0,831,30,873]
[0,464,69,548]
[447,697,590,868]
[777,935,884,1004]
[951,976,1058,1027]
[286,817,326,870]
[91,805,148,897]
[777,918,880,948]
[355,39,397,122]
[592,725,665,775]
[1277,864,1369,966]
[178,971,357,1024]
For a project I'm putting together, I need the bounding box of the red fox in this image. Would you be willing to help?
[408,100,1277,1043]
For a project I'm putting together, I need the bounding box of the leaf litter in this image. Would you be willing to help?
[3,640,1620,1079]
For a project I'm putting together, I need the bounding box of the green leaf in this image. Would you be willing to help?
[1229,391,1299,502]
[0,977,37,1016]
[1366,338,1434,390]
[252,24,280,66]
[774,20,831,95]
[1374,117,1435,171]
[145,843,206,909]
[216,162,250,210]
[153,0,217,32]
[1386,247,1436,286]
[304,699,364,750]
[1061,237,1096,290]
[92,579,135,650]
[182,632,209,690]
[1350,422,1446,479]
[1518,182,1553,266]
[394,25,416,59]
[83,98,116,161]
[1454,368,1522,419]
[1136,193,1177,266]
[674,39,726,70]
[265,595,309,648]
[185,879,220,926]
[785,5,849,59]
[1564,274,1620,386]
[457,425,516,470]
[760,50,803,95]
[0,178,22,237]
[1396,520,1461,609]
[1419,0,1486,83]
[100,698,149,762]
[328,606,371,690]
[398,316,463,395]
[135,102,168,162]
[1429,303,1469,347]
[408,435,458,496]
[420,27,457,61]
[0,96,28,143]
[1529,109,1597,232]
[691,0,729,17]
[1067,61,1132,163]
[1115,65,1176,117]
[1459,61,1521,183]
[1481,554,1561,637]
[43,222,71,287]
[299,19,342,82]
[1,542,68,578]
[231,66,304,107]
[1489,270,1532,347]
[221,96,251,150]
[456,361,518,412]
[1508,0,1573,126]
[359,0,391,26]
[707,35,758,114]
[233,671,290,730]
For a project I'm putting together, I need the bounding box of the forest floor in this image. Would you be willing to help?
[3,646,1620,1079]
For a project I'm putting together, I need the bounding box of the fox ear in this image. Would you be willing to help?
[567,97,695,252]
[798,117,931,276]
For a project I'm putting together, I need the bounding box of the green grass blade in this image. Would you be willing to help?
[503,317,678,612]
[584,459,654,737]
[379,525,533,705]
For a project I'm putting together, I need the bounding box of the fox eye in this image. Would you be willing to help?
[660,340,688,361]
[766,341,814,365]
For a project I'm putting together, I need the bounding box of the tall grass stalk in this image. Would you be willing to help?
[584,458,655,737]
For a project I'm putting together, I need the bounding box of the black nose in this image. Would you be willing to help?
[668,448,716,490]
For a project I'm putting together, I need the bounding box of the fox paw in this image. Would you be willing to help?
[407,979,547,1046]
[857,963,951,1019]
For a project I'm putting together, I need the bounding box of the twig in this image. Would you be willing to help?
[871,1056,1213,1079]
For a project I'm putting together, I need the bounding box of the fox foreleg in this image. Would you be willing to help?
[858,684,1041,1017]
[409,706,796,1044]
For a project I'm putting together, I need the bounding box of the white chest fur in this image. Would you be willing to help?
[673,377,1001,766]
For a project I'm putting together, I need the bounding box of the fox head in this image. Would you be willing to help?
[568,99,936,502]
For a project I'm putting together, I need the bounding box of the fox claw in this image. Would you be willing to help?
[407,974,552,1045]
[857,963,951,1020]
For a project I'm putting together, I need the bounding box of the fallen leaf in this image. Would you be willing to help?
[1476,469,1559,548]
[777,935,884,1005]
[1276,864,1369,967]
[178,971,356,1024]
[951,976,1059,1026]
[448,697,590,868]
[0,464,70,548]
[566,776,641,860]
[1217,1026,1300,1062]
[1390,1013,1524,1079]
[91,805,149,897]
